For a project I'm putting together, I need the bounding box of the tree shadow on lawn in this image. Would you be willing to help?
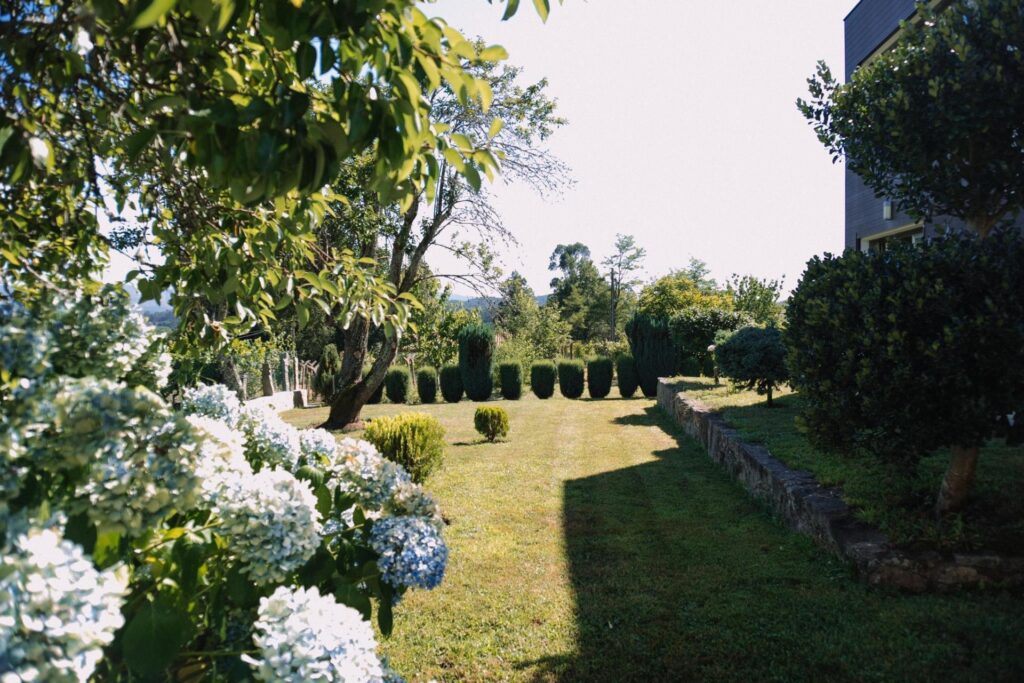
[521,405,1024,682]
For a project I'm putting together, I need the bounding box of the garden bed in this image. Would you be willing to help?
[662,377,1024,589]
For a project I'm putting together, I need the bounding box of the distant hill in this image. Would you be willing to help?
[450,294,550,325]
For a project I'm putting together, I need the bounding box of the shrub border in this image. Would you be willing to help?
[657,379,1024,592]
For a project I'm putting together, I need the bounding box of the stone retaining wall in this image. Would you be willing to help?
[657,379,1024,592]
[244,389,305,413]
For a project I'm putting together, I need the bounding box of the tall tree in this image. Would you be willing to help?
[548,243,611,341]
[637,271,732,320]
[494,272,539,334]
[797,0,1024,513]
[797,0,1024,238]
[321,56,569,428]
[727,275,784,326]
[602,234,646,338]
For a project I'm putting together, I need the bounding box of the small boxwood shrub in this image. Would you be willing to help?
[416,366,438,404]
[715,326,789,406]
[558,360,585,399]
[474,406,510,442]
[364,412,446,483]
[458,323,495,401]
[531,361,556,399]
[499,362,523,400]
[384,366,410,404]
[586,358,613,399]
[616,354,639,398]
[439,365,464,403]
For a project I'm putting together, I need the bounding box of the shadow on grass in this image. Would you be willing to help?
[522,404,1024,682]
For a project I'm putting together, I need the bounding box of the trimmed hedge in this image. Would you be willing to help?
[558,360,585,399]
[384,366,410,404]
[416,367,438,404]
[531,361,556,399]
[364,412,446,483]
[474,406,510,442]
[499,362,523,400]
[587,358,613,399]
[439,365,464,403]
[458,323,495,401]
[715,326,789,406]
[616,355,639,398]
[626,313,677,398]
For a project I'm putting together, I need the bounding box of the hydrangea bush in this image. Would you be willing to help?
[0,287,448,681]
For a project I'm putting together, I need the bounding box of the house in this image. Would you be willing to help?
[843,0,1022,251]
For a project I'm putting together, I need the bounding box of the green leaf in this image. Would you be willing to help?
[488,118,504,141]
[532,0,550,22]
[93,528,121,569]
[121,600,192,677]
[377,592,394,636]
[132,0,178,28]
[501,0,521,20]
[296,43,317,79]
[479,45,509,62]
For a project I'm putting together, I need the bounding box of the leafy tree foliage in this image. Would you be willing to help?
[602,234,646,339]
[548,243,612,341]
[637,270,732,320]
[669,308,751,376]
[727,275,785,326]
[625,313,677,398]
[458,323,495,401]
[715,326,789,407]
[313,343,342,401]
[797,0,1024,237]
[492,271,571,371]
[786,232,1024,514]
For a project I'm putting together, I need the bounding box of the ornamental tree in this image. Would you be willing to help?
[797,0,1024,238]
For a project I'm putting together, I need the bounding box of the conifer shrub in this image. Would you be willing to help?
[312,343,341,400]
[458,323,495,401]
[474,406,510,442]
[616,354,640,398]
[626,313,677,397]
[439,365,464,403]
[531,361,556,399]
[384,366,411,404]
[416,367,438,404]
[586,358,613,399]
[558,360,585,399]
[364,413,446,483]
[499,362,523,400]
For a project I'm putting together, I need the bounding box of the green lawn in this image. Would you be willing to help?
[674,377,1024,553]
[283,394,1024,682]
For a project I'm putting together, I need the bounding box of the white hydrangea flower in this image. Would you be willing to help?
[328,438,443,530]
[181,384,243,429]
[187,415,253,504]
[0,524,127,682]
[369,516,448,591]
[49,380,202,534]
[244,585,385,682]
[215,468,321,585]
[299,428,338,466]
[239,405,301,470]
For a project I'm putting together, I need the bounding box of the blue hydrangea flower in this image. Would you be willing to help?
[239,405,301,470]
[369,516,448,590]
[181,383,243,429]
[299,428,338,466]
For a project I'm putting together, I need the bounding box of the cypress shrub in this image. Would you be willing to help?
[384,366,410,404]
[499,362,523,400]
[587,358,613,399]
[439,365,464,403]
[474,406,510,442]
[312,343,341,400]
[458,323,495,401]
[616,354,639,398]
[531,361,556,399]
[558,360,585,399]
[416,366,438,404]
[625,313,677,398]
[364,412,446,483]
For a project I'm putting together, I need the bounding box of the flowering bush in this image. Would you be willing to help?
[0,288,447,681]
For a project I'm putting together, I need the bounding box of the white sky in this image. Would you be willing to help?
[428,0,852,296]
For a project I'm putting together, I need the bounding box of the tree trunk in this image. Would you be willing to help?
[766,385,773,407]
[935,445,979,516]
[321,334,399,429]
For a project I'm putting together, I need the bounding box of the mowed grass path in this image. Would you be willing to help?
[284,395,1024,682]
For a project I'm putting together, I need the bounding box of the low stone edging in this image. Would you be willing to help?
[657,379,1024,592]
[244,390,306,413]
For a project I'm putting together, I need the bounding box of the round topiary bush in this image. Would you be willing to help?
[416,366,438,404]
[439,365,464,403]
[616,354,639,398]
[558,360,585,399]
[586,358,613,399]
[363,412,446,483]
[715,326,789,406]
[474,406,510,442]
[384,366,411,404]
[499,362,523,400]
[531,361,556,399]
[458,323,495,401]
